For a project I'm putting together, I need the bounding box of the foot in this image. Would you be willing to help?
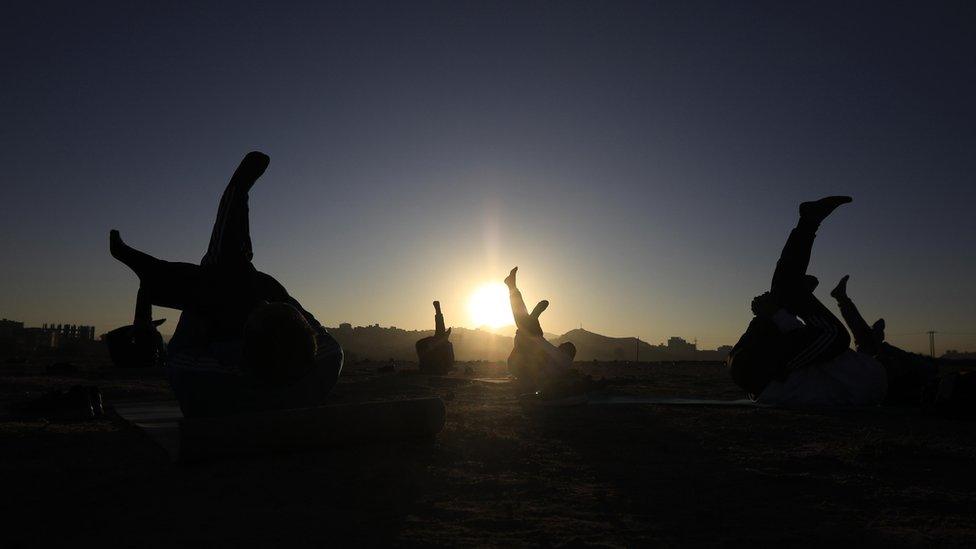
[804,275,820,293]
[799,196,852,224]
[872,318,886,343]
[504,267,518,289]
[229,151,271,192]
[109,229,131,262]
[530,300,549,318]
[830,275,850,300]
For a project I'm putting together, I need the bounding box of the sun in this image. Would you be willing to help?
[468,282,513,329]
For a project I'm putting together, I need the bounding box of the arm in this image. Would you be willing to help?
[131,287,156,347]
[131,286,167,364]
[133,286,152,326]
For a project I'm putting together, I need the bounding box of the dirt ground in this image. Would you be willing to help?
[2,360,975,547]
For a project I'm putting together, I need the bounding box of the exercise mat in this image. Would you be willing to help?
[472,377,515,385]
[114,400,184,461]
[588,395,762,406]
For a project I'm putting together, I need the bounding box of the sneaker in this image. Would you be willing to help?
[89,387,105,418]
[799,196,852,224]
[830,274,850,301]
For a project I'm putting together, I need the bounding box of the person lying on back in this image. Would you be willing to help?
[110,152,343,417]
[415,301,455,374]
[728,196,887,408]
[504,267,589,405]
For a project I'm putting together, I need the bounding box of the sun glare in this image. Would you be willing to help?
[468,282,513,329]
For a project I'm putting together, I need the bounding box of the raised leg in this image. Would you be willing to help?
[433,301,447,337]
[110,230,209,311]
[769,197,853,370]
[505,267,544,337]
[782,293,850,371]
[770,196,851,299]
[201,152,269,267]
[831,275,881,355]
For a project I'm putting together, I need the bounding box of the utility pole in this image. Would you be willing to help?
[927,331,936,358]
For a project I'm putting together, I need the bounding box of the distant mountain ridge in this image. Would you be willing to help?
[326,324,730,363]
[477,324,560,340]
[552,328,728,362]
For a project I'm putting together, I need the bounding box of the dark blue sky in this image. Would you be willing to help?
[2,1,974,352]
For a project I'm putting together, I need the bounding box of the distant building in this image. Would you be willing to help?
[716,345,733,354]
[338,323,352,331]
[0,318,25,337]
[41,323,96,342]
[0,319,96,357]
[667,336,697,354]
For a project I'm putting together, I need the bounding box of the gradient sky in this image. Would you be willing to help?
[2,1,974,354]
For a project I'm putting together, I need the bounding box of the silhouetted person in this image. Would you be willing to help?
[504,267,583,404]
[728,196,887,407]
[104,317,167,368]
[831,275,937,405]
[110,152,343,417]
[415,301,455,374]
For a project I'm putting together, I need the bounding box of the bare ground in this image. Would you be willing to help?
[2,361,975,547]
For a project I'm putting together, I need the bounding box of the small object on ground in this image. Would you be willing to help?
[10,385,103,420]
[89,387,105,418]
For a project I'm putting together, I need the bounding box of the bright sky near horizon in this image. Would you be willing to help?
[1,1,974,354]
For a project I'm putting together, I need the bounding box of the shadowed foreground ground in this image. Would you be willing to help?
[2,361,975,547]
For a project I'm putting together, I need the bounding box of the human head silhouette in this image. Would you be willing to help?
[558,341,577,360]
